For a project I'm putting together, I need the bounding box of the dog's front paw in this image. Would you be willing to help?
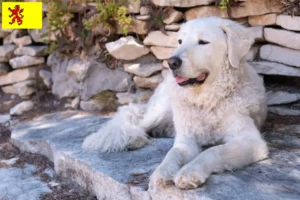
[149,164,180,189]
[174,166,208,189]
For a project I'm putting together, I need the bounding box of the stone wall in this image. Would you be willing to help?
[1,0,300,115]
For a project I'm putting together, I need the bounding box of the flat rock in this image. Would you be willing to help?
[13,80,36,97]
[267,91,300,106]
[3,30,27,44]
[135,15,151,21]
[0,63,10,75]
[165,24,181,31]
[250,61,300,77]
[10,100,34,116]
[39,69,52,88]
[260,45,300,67]
[0,67,37,86]
[124,63,163,77]
[134,74,163,89]
[140,6,150,15]
[14,46,48,56]
[151,47,175,60]
[13,35,32,47]
[117,90,153,104]
[268,106,300,116]
[144,31,178,48]
[28,18,56,43]
[117,18,150,35]
[0,114,10,124]
[10,111,300,200]
[163,9,183,24]
[0,44,17,62]
[71,96,80,109]
[2,85,17,94]
[249,14,277,26]
[276,15,300,31]
[152,0,215,7]
[106,36,150,60]
[185,0,281,20]
[126,0,140,13]
[264,28,300,51]
[80,100,104,113]
[9,56,45,69]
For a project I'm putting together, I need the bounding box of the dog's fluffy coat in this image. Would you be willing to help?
[82,17,269,189]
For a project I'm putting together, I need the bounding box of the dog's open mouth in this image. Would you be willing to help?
[175,72,209,86]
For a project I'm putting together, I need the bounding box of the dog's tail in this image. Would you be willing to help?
[82,103,149,152]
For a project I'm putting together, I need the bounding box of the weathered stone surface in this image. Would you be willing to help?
[9,56,45,69]
[185,0,281,20]
[28,18,56,43]
[117,18,150,35]
[250,61,300,77]
[163,9,183,24]
[0,67,37,86]
[2,85,17,94]
[144,31,178,48]
[260,45,300,67]
[48,53,131,100]
[0,27,10,38]
[3,30,27,44]
[14,46,48,56]
[134,74,163,89]
[140,6,150,15]
[80,101,104,113]
[13,80,36,97]
[106,36,150,60]
[276,15,300,31]
[0,63,10,75]
[39,69,52,88]
[268,106,300,116]
[267,91,300,106]
[0,44,17,62]
[117,90,153,104]
[13,35,32,47]
[10,111,300,200]
[151,47,175,60]
[152,0,215,7]
[10,101,34,116]
[244,46,259,62]
[126,0,140,13]
[71,96,80,109]
[249,14,277,26]
[135,15,151,21]
[247,26,264,42]
[0,114,10,124]
[90,21,115,36]
[264,28,300,51]
[124,63,163,77]
[165,24,181,31]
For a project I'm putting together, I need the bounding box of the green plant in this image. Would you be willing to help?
[91,90,118,112]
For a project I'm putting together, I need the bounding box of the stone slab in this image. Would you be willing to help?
[10,111,300,200]
[264,28,300,51]
[276,15,300,31]
[249,61,300,77]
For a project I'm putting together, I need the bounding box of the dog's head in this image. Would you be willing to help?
[168,17,253,89]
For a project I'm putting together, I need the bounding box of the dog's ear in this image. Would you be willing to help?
[220,23,254,68]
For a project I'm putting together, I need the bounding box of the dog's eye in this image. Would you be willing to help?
[198,40,209,45]
[178,39,182,44]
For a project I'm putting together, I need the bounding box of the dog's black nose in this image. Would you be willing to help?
[168,57,182,70]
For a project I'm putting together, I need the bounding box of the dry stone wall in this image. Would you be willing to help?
[0,0,300,116]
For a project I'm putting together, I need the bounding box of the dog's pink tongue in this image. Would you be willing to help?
[197,73,207,81]
[176,76,188,84]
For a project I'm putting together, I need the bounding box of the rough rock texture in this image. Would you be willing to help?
[165,24,181,31]
[144,31,178,48]
[1,85,17,94]
[152,0,215,7]
[250,61,300,77]
[244,46,259,62]
[267,91,300,106]
[124,63,163,77]
[3,30,27,44]
[117,18,150,35]
[163,9,183,24]
[0,63,10,75]
[260,45,300,67]
[13,35,32,47]
[117,90,153,104]
[126,0,140,13]
[249,14,277,26]
[9,56,45,69]
[135,15,151,21]
[28,18,56,43]
[13,80,36,97]
[14,46,48,56]
[134,74,163,89]
[48,54,131,100]
[268,107,300,116]
[276,15,300,31]
[185,0,281,20]
[264,28,300,51]
[39,69,52,88]
[247,26,264,42]
[10,111,300,200]
[0,67,37,86]
[0,44,17,62]
[80,100,104,112]
[10,100,34,115]
[151,47,175,60]
[106,36,150,60]
[71,96,80,109]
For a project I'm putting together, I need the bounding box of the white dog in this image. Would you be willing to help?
[82,17,269,189]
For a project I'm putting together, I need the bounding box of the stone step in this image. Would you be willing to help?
[11,111,300,200]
